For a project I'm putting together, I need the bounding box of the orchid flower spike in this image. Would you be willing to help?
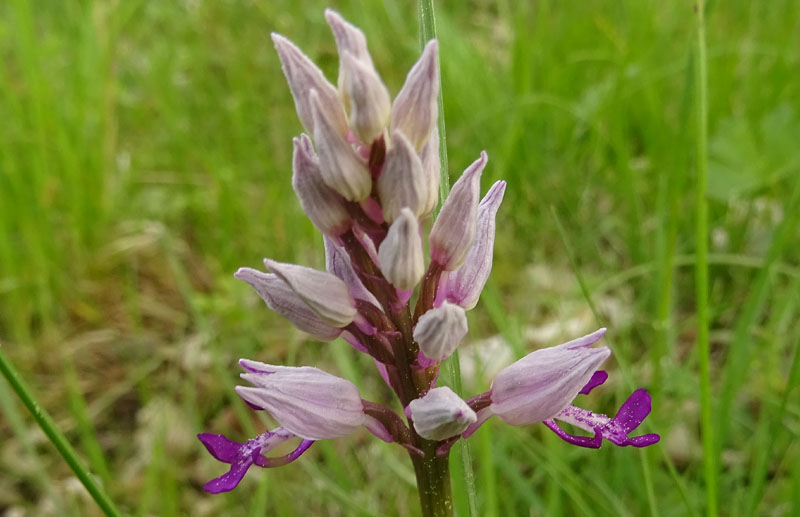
[201,10,659,506]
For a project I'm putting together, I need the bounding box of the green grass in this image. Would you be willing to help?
[2,0,800,515]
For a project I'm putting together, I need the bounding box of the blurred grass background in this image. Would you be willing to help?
[1,0,799,515]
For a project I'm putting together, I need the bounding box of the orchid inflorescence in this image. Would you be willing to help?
[198,9,660,497]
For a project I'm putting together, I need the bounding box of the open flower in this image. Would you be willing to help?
[462,329,659,449]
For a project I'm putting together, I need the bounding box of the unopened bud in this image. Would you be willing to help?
[271,33,347,135]
[377,131,428,222]
[391,40,439,150]
[263,258,357,327]
[234,267,341,341]
[292,134,351,236]
[377,208,425,290]
[419,126,441,218]
[429,152,487,270]
[413,302,468,360]
[311,89,372,201]
[324,235,381,308]
[444,180,506,309]
[341,52,391,144]
[324,9,374,93]
[408,387,477,440]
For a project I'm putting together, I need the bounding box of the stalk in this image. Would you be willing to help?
[692,0,717,515]
[411,442,453,517]
[418,1,477,516]
[0,344,121,517]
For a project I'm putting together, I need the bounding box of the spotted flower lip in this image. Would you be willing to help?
[201,8,659,501]
[544,387,661,448]
[198,428,313,494]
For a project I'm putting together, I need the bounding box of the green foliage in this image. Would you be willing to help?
[1,0,799,515]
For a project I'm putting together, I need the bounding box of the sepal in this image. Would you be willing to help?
[292,134,351,236]
[429,152,487,270]
[263,258,357,327]
[272,33,346,135]
[237,360,367,440]
[377,130,429,222]
[311,89,372,201]
[234,267,342,341]
[390,40,439,150]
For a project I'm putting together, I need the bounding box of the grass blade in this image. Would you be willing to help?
[0,345,121,517]
[692,1,717,515]
[419,1,478,515]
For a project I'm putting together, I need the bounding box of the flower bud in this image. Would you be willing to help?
[341,52,391,144]
[324,9,374,93]
[443,180,506,309]
[234,267,342,341]
[271,33,347,135]
[429,152,487,270]
[324,235,381,308]
[292,134,351,236]
[419,126,441,218]
[408,387,477,441]
[237,360,367,440]
[377,131,428,222]
[413,301,468,360]
[391,40,439,150]
[263,258,357,328]
[377,208,425,290]
[489,329,610,426]
[311,89,372,201]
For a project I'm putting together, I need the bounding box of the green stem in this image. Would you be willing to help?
[411,442,453,517]
[693,1,717,515]
[418,1,477,515]
[0,345,121,517]
[418,0,450,206]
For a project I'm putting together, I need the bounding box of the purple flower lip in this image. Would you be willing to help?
[544,389,660,448]
[197,429,314,494]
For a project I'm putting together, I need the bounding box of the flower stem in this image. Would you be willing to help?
[0,344,121,517]
[410,442,453,517]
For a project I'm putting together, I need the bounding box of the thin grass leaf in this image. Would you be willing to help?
[418,1,478,516]
[692,1,717,514]
[744,280,800,516]
[0,345,121,517]
[716,173,800,462]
